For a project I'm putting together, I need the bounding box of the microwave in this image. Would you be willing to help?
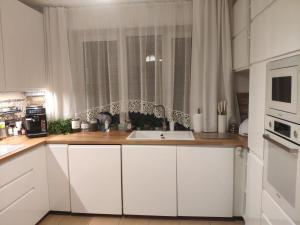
[266,54,300,124]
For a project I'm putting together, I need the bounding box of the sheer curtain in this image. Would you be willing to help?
[44,7,75,119]
[190,0,235,132]
[44,0,235,130]
[67,1,192,126]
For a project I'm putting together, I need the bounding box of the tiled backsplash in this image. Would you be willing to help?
[0,92,45,121]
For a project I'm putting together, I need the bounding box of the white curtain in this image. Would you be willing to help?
[43,1,235,130]
[67,1,192,126]
[190,0,234,132]
[44,7,75,119]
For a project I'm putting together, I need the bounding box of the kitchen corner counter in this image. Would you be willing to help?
[0,131,248,162]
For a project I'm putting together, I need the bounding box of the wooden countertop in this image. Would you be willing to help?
[0,131,248,162]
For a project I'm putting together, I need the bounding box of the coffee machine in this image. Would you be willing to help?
[25,106,48,138]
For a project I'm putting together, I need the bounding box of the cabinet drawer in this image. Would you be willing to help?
[0,146,49,225]
[262,190,296,225]
[0,149,36,187]
[0,186,36,225]
[0,168,34,211]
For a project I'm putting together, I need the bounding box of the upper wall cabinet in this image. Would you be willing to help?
[233,0,250,71]
[250,0,300,63]
[0,19,5,92]
[233,0,249,36]
[250,0,274,20]
[0,0,46,91]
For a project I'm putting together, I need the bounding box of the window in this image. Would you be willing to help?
[173,37,192,112]
[126,35,162,102]
[83,40,119,109]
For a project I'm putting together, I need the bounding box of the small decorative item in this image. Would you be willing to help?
[229,123,238,134]
[169,120,175,131]
[217,100,227,133]
[193,108,203,133]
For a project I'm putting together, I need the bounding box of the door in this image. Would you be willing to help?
[122,145,177,216]
[68,145,122,214]
[245,151,264,225]
[46,144,70,212]
[177,146,234,217]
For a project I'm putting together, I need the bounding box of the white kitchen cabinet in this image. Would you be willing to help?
[46,144,70,212]
[233,0,250,36]
[250,0,300,64]
[0,145,49,225]
[0,0,46,91]
[177,146,234,217]
[233,29,250,71]
[251,0,274,20]
[68,145,122,215]
[244,152,264,225]
[0,17,4,92]
[248,62,266,160]
[122,145,177,216]
[233,0,250,71]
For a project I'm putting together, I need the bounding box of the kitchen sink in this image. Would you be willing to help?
[127,131,195,140]
[0,145,24,157]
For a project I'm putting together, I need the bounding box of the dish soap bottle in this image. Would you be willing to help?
[71,113,81,133]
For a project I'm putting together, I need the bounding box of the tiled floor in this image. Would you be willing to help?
[38,214,245,225]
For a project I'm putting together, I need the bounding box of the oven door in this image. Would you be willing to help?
[263,131,300,224]
[267,67,298,114]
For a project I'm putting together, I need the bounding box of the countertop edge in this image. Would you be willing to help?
[0,132,248,163]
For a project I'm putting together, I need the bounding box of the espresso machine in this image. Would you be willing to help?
[25,106,48,137]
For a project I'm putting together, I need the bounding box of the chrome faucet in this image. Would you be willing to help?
[154,104,167,131]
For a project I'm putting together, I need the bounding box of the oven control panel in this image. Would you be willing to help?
[265,115,300,145]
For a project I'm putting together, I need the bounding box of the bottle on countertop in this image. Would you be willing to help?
[81,121,89,132]
[71,113,81,133]
[125,113,132,132]
[89,119,98,132]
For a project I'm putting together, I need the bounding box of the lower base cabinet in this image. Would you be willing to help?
[177,146,234,217]
[68,145,122,215]
[0,145,49,225]
[46,144,70,212]
[122,145,177,216]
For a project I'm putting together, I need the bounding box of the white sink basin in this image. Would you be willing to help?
[0,145,24,157]
[127,131,195,140]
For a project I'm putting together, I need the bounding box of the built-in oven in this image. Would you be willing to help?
[264,115,300,225]
[266,54,300,124]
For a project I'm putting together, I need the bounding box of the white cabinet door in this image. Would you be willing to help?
[245,151,264,225]
[250,0,300,63]
[233,29,250,71]
[0,15,5,92]
[68,145,122,215]
[0,145,49,225]
[46,144,70,212]
[248,62,267,160]
[0,0,45,91]
[251,0,274,20]
[122,145,177,216]
[233,0,250,36]
[177,146,234,217]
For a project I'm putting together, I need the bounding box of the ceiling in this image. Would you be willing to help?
[19,0,175,8]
